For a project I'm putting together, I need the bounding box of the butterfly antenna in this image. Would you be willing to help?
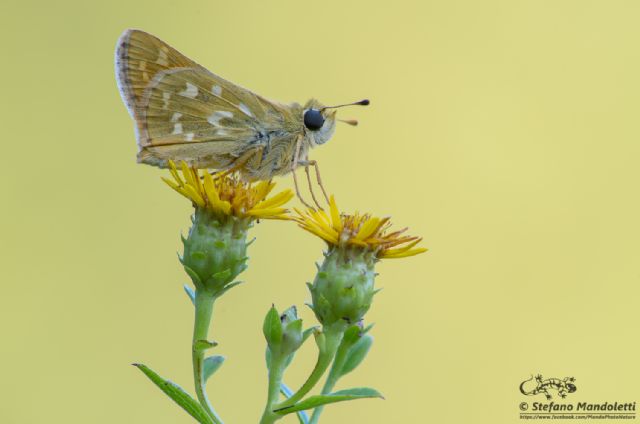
[338,119,359,126]
[321,99,370,111]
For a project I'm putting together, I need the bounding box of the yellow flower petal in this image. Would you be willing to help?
[329,195,342,233]
[382,247,428,259]
[202,172,221,205]
[161,176,180,191]
[183,184,205,207]
[381,238,423,256]
[355,217,381,241]
[298,223,339,245]
[252,189,294,210]
[168,160,183,185]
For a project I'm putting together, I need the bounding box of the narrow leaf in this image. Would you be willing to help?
[274,387,383,414]
[183,265,202,287]
[194,339,218,352]
[304,323,318,337]
[133,363,215,424]
[184,284,195,305]
[340,335,373,376]
[280,383,309,424]
[203,355,225,382]
[216,281,243,297]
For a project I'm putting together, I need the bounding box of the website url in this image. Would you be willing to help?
[520,413,636,420]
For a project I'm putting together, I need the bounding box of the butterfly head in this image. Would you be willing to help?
[303,98,369,146]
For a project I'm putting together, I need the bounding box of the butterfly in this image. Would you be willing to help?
[115,29,368,208]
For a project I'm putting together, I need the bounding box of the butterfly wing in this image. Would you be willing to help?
[115,29,300,169]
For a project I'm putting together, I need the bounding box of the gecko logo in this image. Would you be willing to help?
[519,374,577,400]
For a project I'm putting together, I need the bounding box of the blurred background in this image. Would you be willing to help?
[1,0,639,422]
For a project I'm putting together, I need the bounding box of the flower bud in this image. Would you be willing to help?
[181,208,250,296]
[280,306,304,356]
[308,247,377,326]
[263,305,304,358]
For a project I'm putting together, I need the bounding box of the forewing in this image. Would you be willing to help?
[116,29,296,169]
[115,29,200,116]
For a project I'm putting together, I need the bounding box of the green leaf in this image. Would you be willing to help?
[280,383,309,424]
[183,265,202,287]
[194,339,218,352]
[216,281,243,297]
[206,269,232,287]
[184,284,195,305]
[274,387,383,414]
[302,326,317,344]
[203,355,225,382]
[262,305,282,349]
[341,325,362,347]
[340,335,373,376]
[133,363,215,424]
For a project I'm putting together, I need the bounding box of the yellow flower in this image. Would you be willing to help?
[294,196,427,259]
[162,160,293,220]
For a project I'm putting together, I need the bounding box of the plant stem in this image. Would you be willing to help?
[308,338,351,424]
[192,289,223,424]
[275,322,347,410]
[259,354,287,424]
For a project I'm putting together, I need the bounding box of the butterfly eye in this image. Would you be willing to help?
[303,109,325,131]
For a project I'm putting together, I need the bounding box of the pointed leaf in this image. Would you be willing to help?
[302,326,317,344]
[341,325,362,347]
[206,269,232,287]
[194,339,218,352]
[280,383,309,424]
[340,335,373,376]
[203,355,225,382]
[184,284,195,305]
[263,305,282,349]
[274,387,383,414]
[183,265,202,287]
[133,363,215,424]
[216,281,243,297]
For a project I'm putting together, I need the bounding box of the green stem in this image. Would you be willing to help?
[275,322,347,410]
[192,289,223,424]
[259,354,287,424]
[308,338,351,424]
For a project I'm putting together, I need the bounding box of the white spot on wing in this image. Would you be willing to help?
[207,111,234,127]
[156,49,169,66]
[212,85,222,96]
[163,92,171,110]
[172,123,183,135]
[179,83,198,98]
[171,112,182,122]
[185,132,194,141]
[238,103,253,117]
[217,129,228,137]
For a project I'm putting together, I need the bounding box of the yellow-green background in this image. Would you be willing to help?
[2,0,639,422]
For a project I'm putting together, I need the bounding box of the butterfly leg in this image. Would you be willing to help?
[214,147,264,179]
[292,136,315,209]
[304,165,324,210]
[300,159,330,204]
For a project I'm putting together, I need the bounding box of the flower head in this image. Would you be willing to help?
[163,161,293,296]
[299,197,427,326]
[294,196,427,259]
[163,160,293,220]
